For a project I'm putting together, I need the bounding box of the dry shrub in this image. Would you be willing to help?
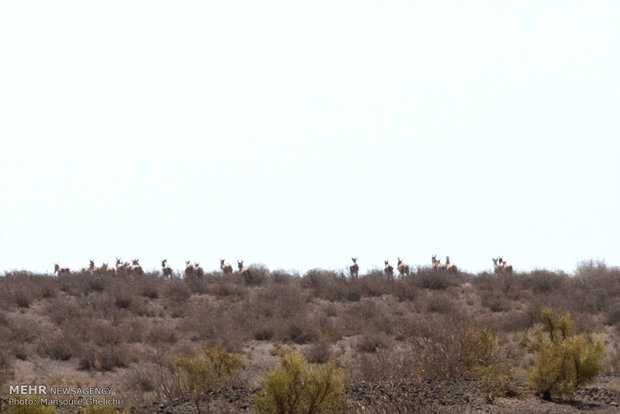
[304,342,332,364]
[354,271,385,296]
[356,333,389,354]
[79,344,132,372]
[183,274,208,294]
[46,296,84,325]
[162,279,191,302]
[208,278,247,297]
[243,264,269,286]
[568,264,620,315]
[302,269,348,301]
[153,359,188,402]
[146,322,179,344]
[253,324,275,341]
[347,346,415,382]
[252,281,308,318]
[490,310,532,333]
[522,270,565,294]
[312,312,343,343]
[425,291,456,314]
[139,282,159,299]
[56,270,98,296]
[180,300,249,347]
[480,290,511,313]
[122,364,157,406]
[0,273,45,309]
[414,268,457,290]
[408,317,500,380]
[343,298,396,337]
[393,279,417,301]
[286,317,319,344]
[605,299,620,326]
[122,317,149,343]
[38,334,76,361]
[271,270,295,284]
[91,320,124,345]
[3,314,39,346]
[0,347,13,387]
[114,295,132,309]
[87,275,106,293]
[98,345,131,371]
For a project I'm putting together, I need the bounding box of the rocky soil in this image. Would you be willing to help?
[129,373,620,414]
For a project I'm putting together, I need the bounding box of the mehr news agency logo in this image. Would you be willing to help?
[5,384,120,407]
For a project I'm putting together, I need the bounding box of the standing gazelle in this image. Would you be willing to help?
[116,258,130,275]
[237,260,248,274]
[220,259,233,274]
[384,260,394,279]
[102,263,115,276]
[350,258,359,279]
[194,262,204,277]
[89,259,102,275]
[162,259,173,278]
[431,255,443,271]
[184,261,195,278]
[493,258,502,274]
[54,264,70,275]
[397,258,410,277]
[130,259,144,275]
[499,257,513,274]
[445,256,458,273]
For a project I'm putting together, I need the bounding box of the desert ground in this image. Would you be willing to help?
[0,261,618,413]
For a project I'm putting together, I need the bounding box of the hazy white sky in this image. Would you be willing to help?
[1,0,619,275]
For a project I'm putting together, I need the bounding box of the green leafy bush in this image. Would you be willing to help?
[254,348,343,414]
[521,307,604,400]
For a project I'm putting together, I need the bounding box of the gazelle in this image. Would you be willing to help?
[431,255,443,271]
[397,258,410,277]
[130,259,144,275]
[220,259,233,274]
[349,258,359,279]
[184,260,195,278]
[194,262,204,277]
[54,264,70,275]
[102,263,115,276]
[499,257,513,274]
[493,258,502,274]
[89,259,102,274]
[237,260,248,274]
[384,260,394,279]
[116,258,130,274]
[162,259,173,278]
[445,256,457,273]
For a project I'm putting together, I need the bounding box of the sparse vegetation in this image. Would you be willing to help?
[0,262,618,413]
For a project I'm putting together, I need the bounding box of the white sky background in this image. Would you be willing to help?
[0,0,619,275]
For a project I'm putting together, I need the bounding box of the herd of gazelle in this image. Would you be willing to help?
[492,257,513,274]
[54,257,514,277]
